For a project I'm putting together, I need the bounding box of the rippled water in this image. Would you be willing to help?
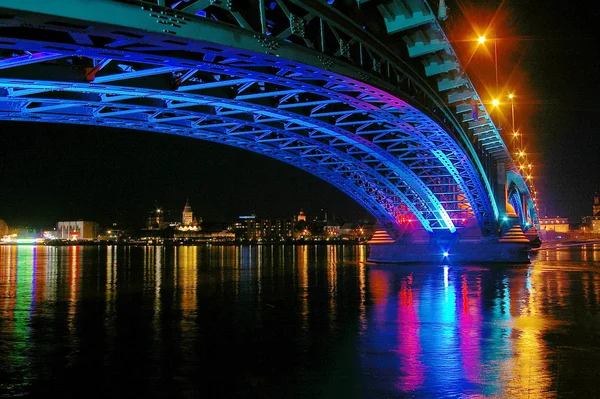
[1,244,599,398]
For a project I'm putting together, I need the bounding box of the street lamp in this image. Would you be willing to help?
[508,92,521,150]
[478,35,498,93]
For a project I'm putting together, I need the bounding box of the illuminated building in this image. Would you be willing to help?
[234,215,293,240]
[538,217,569,233]
[296,209,306,222]
[0,219,8,236]
[179,200,201,230]
[538,217,570,240]
[146,205,165,230]
[582,192,600,233]
[235,215,258,240]
[0,219,9,242]
[324,224,341,237]
[57,221,99,240]
[174,200,205,240]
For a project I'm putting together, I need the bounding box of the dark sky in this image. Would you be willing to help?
[0,123,369,228]
[1,0,599,228]
[449,0,600,221]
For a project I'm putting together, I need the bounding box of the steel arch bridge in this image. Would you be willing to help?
[0,0,539,262]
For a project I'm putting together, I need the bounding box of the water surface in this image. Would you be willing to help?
[1,244,599,398]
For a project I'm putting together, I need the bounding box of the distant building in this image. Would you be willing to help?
[324,224,341,237]
[178,200,201,232]
[57,221,99,240]
[210,230,235,241]
[0,219,8,237]
[296,209,306,222]
[582,192,600,233]
[146,205,165,230]
[235,215,257,240]
[182,200,193,226]
[538,217,570,233]
[337,222,376,240]
[594,192,600,217]
[234,215,293,240]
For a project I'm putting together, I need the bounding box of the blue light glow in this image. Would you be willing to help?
[0,11,538,242]
[443,252,449,257]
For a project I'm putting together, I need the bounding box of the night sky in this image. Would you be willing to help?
[1,0,599,228]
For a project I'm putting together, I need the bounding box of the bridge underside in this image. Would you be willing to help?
[0,0,540,262]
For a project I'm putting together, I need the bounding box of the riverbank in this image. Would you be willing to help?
[3,238,368,247]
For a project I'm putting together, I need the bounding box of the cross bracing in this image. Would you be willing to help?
[0,0,538,236]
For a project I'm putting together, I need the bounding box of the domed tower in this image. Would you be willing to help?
[182,200,193,226]
[297,209,306,222]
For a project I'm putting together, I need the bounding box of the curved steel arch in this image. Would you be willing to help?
[0,78,445,232]
[507,170,540,229]
[3,111,407,226]
[0,0,516,236]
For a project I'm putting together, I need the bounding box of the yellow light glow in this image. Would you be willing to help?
[492,99,500,106]
[513,132,519,137]
[478,36,486,44]
[508,93,514,99]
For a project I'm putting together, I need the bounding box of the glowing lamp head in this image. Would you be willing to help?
[508,93,515,100]
[443,252,449,257]
[492,99,500,107]
[478,36,486,44]
[502,216,508,222]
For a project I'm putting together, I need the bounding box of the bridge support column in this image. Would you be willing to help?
[496,161,507,217]
[367,231,531,264]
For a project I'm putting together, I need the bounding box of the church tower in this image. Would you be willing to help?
[182,199,193,226]
[297,209,306,222]
[593,192,600,217]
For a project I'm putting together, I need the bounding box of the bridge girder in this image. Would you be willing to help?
[0,0,537,238]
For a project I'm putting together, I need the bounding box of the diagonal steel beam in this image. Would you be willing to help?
[0,52,68,70]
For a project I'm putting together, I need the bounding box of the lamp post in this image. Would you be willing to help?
[478,35,502,131]
[494,38,498,93]
[508,93,521,150]
[478,35,498,93]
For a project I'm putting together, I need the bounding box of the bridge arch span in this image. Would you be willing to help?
[0,0,541,260]
[507,170,540,230]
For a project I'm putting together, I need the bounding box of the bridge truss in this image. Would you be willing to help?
[0,0,538,237]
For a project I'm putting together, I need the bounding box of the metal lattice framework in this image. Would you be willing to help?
[507,170,539,229]
[0,0,538,237]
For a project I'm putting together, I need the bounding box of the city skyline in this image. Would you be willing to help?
[0,124,371,228]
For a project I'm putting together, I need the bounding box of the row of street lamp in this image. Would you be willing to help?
[476,35,539,209]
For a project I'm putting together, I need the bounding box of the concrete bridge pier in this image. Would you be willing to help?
[367,230,531,264]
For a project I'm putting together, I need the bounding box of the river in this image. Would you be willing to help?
[1,244,599,398]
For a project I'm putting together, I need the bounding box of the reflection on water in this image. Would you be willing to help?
[1,244,600,398]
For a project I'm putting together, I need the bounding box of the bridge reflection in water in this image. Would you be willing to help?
[1,244,599,398]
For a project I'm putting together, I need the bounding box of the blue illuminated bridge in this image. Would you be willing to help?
[0,0,540,262]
